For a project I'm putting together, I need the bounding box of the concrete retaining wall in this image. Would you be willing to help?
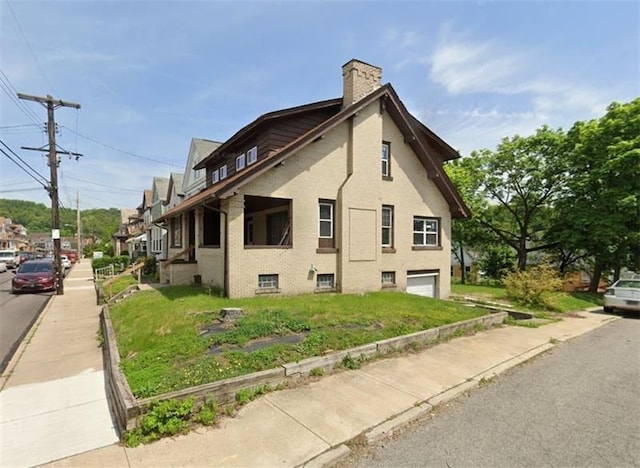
[101,306,507,436]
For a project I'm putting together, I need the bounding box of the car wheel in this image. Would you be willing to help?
[603,306,614,313]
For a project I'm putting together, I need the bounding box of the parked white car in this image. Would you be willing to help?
[603,279,640,313]
[0,261,7,273]
[60,255,72,271]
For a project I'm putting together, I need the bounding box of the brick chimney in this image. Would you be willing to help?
[342,59,382,107]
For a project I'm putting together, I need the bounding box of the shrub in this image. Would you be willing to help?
[504,263,563,308]
[143,256,158,275]
[92,256,114,271]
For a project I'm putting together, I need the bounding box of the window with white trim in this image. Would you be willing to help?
[236,153,246,171]
[382,205,393,247]
[220,164,227,180]
[382,142,391,178]
[319,202,333,238]
[381,271,396,285]
[316,273,335,289]
[258,274,278,289]
[247,146,258,165]
[413,217,439,246]
[211,169,220,184]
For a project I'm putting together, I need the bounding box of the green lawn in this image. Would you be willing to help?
[101,275,138,301]
[452,283,603,313]
[110,286,489,398]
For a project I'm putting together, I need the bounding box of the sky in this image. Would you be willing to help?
[1,1,638,212]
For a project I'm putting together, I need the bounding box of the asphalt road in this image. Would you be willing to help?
[345,316,640,468]
[0,269,51,373]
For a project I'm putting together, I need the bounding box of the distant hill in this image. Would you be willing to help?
[0,198,122,242]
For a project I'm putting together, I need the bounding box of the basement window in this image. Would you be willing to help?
[316,273,335,290]
[258,274,279,289]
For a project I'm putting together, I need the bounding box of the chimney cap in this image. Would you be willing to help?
[341,58,382,71]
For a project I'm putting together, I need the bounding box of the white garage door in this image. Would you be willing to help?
[406,274,437,297]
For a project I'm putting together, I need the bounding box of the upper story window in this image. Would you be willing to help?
[382,205,394,247]
[247,146,258,165]
[236,153,246,171]
[381,141,391,179]
[413,216,439,247]
[211,169,220,184]
[220,164,228,180]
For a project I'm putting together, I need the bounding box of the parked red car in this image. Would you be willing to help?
[62,250,78,264]
[11,259,56,294]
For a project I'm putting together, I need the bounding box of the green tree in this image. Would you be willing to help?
[445,157,495,283]
[551,98,640,291]
[468,126,567,271]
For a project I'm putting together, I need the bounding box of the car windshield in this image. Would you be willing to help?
[0,252,14,259]
[615,280,640,289]
[19,262,52,273]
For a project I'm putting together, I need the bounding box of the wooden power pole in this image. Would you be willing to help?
[17,93,81,295]
[77,190,82,263]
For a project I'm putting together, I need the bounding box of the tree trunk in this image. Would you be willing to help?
[590,262,605,293]
[459,244,466,284]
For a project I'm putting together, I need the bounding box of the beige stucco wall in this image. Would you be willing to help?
[223,96,453,299]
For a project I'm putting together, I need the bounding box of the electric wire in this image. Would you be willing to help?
[65,175,142,193]
[0,70,42,124]
[60,125,182,168]
[5,0,56,94]
[0,139,49,186]
[0,146,48,189]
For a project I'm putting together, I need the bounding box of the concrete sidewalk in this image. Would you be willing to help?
[43,306,616,467]
[0,261,119,467]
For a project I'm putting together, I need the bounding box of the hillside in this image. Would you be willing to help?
[0,198,122,242]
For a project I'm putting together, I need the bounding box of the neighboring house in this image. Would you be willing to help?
[0,217,28,250]
[182,138,222,198]
[451,248,479,283]
[157,59,469,298]
[112,208,137,256]
[150,177,169,260]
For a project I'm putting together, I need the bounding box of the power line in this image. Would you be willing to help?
[0,70,42,124]
[5,0,56,93]
[65,175,143,193]
[0,139,49,186]
[0,146,48,188]
[60,125,182,168]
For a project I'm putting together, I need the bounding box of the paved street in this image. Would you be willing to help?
[346,317,640,468]
[0,270,51,373]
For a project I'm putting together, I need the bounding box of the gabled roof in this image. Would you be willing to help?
[151,177,169,203]
[168,172,185,197]
[158,85,469,222]
[194,98,343,170]
[138,189,153,211]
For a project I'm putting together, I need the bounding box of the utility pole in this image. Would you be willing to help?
[18,93,81,295]
[77,190,82,263]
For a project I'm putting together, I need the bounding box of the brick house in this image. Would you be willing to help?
[156,59,469,298]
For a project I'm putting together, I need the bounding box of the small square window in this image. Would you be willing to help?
[211,169,220,184]
[247,146,258,165]
[382,271,396,285]
[316,273,335,289]
[236,154,246,171]
[258,274,278,289]
[220,164,228,180]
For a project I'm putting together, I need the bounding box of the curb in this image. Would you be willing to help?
[303,316,617,468]
[0,292,56,390]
